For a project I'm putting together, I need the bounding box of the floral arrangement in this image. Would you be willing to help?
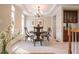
[0,24,20,54]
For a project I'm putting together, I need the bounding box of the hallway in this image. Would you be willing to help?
[10,37,68,54]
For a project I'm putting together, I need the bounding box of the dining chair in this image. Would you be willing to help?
[42,27,51,41]
[24,27,34,42]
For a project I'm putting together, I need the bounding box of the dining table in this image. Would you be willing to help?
[29,26,50,46]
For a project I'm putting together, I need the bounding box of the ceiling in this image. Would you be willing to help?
[16,4,79,16]
[18,4,56,16]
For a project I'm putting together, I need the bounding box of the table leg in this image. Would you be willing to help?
[40,41,42,46]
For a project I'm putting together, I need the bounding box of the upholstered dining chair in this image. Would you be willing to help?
[41,27,51,41]
[24,27,34,42]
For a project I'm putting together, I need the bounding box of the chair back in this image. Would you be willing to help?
[24,27,29,36]
[47,27,51,36]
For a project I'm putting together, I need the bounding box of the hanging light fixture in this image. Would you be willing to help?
[34,6,42,17]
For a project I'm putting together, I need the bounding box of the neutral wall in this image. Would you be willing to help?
[0,4,24,33]
[14,5,23,33]
[0,4,11,31]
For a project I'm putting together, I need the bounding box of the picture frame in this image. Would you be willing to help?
[35,19,44,26]
[32,18,44,27]
[37,19,44,26]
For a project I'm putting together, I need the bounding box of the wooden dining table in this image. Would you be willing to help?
[29,26,50,46]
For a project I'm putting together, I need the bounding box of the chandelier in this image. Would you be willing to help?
[34,6,42,17]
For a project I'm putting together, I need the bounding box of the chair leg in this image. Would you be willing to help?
[34,42,35,46]
[42,36,44,40]
[33,40,35,46]
[47,36,49,41]
[40,41,42,46]
[25,36,28,42]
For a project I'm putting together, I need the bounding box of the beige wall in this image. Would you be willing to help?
[14,5,23,33]
[0,4,11,31]
[43,16,52,31]
[0,4,24,33]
